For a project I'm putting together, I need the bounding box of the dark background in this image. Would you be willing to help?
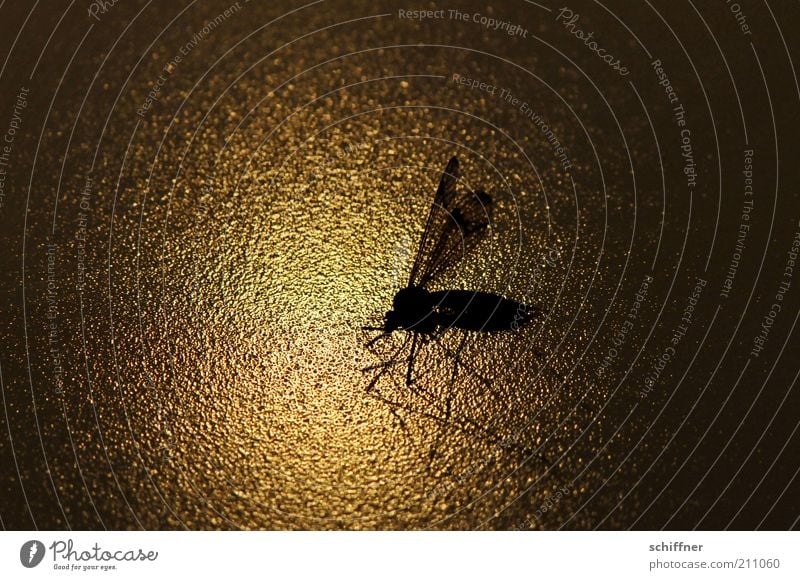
[0,0,798,530]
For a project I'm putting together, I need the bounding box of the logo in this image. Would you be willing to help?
[20,540,45,568]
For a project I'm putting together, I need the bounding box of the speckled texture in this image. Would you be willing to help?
[0,0,798,530]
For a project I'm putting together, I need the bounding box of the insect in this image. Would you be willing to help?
[363,156,540,392]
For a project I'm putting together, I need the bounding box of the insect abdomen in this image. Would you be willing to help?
[430,290,533,332]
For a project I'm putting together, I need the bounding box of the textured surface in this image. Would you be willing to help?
[0,0,798,530]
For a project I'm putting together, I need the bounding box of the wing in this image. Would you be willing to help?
[408,157,493,288]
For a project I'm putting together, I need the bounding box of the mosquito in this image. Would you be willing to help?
[363,156,542,392]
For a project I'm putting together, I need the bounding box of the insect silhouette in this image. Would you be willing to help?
[363,156,541,392]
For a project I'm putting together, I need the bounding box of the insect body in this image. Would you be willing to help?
[364,156,539,390]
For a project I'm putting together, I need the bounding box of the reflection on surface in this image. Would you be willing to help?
[1,0,798,530]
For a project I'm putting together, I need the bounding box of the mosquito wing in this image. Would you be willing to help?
[407,156,493,288]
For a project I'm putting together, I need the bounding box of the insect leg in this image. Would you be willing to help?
[406,332,420,386]
[450,331,469,381]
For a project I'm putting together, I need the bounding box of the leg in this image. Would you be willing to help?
[450,332,468,381]
[406,332,419,386]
